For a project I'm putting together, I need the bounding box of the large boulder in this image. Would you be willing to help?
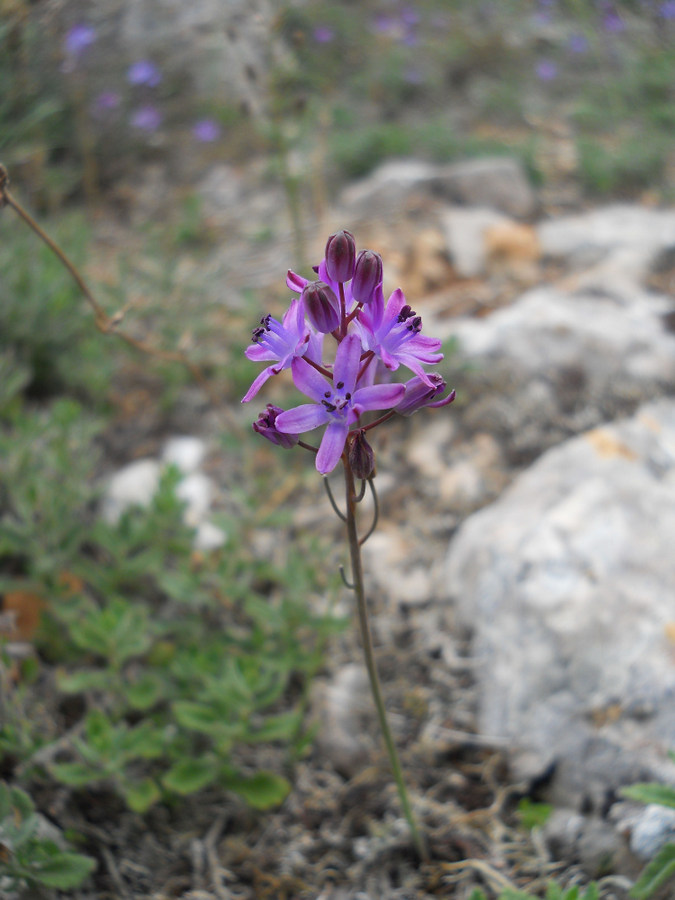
[444,399,675,807]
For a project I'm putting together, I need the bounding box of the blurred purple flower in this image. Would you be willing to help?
[568,32,589,53]
[94,91,121,112]
[313,25,334,43]
[602,11,625,32]
[401,7,421,26]
[660,0,675,17]
[192,119,221,142]
[371,14,396,34]
[64,24,96,57]
[130,105,162,131]
[128,60,162,87]
[536,59,558,80]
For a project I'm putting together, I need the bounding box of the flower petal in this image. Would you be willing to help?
[333,333,361,392]
[276,403,330,433]
[287,270,308,293]
[242,365,276,403]
[316,421,349,474]
[352,382,405,411]
[291,357,331,402]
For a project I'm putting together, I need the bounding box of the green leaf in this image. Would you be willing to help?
[581,884,599,900]
[247,709,302,743]
[122,778,161,814]
[621,783,675,809]
[57,668,112,693]
[545,885,564,900]
[50,762,99,787]
[162,757,218,796]
[84,709,113,753]
[32,851,97,889]
[121,723,165,760]
[630,843,675,899]
[468,891,488,900]
[172,701,226,735]
[126,673,165,710]
[225,771,290,810]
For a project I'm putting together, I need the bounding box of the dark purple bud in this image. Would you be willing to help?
[301,280,340,333]
[348,430,376,480]
[325,230,356,283]
[253,405,299,448]
[395,374,456,417]
[351,249,383,305]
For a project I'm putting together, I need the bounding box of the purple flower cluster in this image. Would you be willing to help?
[243,231,454,474]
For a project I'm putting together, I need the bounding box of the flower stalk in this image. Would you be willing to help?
[244,227,456,861]
[342,457,429,863]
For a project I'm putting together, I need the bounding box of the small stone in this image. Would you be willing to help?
[176,472,214,526]
[194,520,227,551]
[102,459,161,524]
[162,436,207,474]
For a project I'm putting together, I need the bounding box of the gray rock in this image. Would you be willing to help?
[439,207,510,278]
[340,156,536,223]
[313,664,375,778]
[448,281,675,462]
[537,206,675,264]
[435,157,537,218]
[630,804,675,862]
[444,400,675,808]
[542,809,624,878]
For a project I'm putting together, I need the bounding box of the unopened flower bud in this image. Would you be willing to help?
[253,405,299,448]
[395,374,456,416]
[351,249,383,305]
[348,429,375,480]
[301,280,341,333]
[325,230,356,283]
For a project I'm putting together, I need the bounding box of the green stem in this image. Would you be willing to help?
[342,459,429,862]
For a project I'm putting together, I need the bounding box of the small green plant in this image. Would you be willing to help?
[621,771,675,899]
[35,469,344,813]
[0,782,96,891]
[516,798,554,831]
[469,881,598,900]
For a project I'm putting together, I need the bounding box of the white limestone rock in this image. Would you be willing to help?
[444,400,675,807]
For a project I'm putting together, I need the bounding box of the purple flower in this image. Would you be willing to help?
[401,7,421,27]
[536,59,558,81]
[130,105,162,131]
[94,91,121,113]
[64,24,96,58]
[241,298,320,403]
[371,14,396,34]
[253,405,299,448]
[602,11,625,32]
[356,287,443,386]
[568,33,589,53]
[313,25,334,43]
[395,374,456,417]
[275,334,405,474]
[660,0,675,17]
[192,119,221,142]
[128,60,162,87]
